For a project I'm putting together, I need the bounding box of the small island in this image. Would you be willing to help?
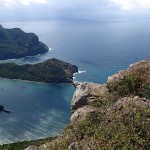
[0,58,78,84]
[0,105,11,113]
[0,25,49,60]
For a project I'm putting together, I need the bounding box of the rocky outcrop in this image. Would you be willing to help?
[71,82,109,121]
[25,145,39,150]
[71,105,96,121]
[0,105,12,113]
[71,82,109,111]
[7,59,150,149]
[107,96,150,116]
[0,25,49,60]
[107,59,150,85]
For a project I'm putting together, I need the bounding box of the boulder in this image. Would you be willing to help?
[71,105,96,121]
[71,82,109,111]
[25,145,39,150]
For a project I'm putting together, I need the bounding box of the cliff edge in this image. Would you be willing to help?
[0,25,49,60]
[38,59,149,150]
[1,60,149,149]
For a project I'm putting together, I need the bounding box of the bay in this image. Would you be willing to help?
[0,78,74,144]
[0,19,150,143]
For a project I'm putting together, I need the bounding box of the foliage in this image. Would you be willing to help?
[0,137,56,150]
[108,67,150,99]
[0,58,78,83]
[45,106,150,150]
[0,25,48,59]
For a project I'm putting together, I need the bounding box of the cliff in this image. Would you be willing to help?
[0,60,149,150]
[0,25,49,60]
[39,59,150,150]
[0,58,78,84]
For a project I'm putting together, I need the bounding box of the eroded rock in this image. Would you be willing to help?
[71,82,109,111]
[71,105,96,121]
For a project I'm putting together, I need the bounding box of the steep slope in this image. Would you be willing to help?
[0,60,149,150]
[0,25,48,60]
[39,59,150,150]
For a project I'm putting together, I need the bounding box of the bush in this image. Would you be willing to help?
[109,72,150,99]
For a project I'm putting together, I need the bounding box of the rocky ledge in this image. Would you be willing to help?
[0,25,49,60]
[37,59,149,150]
[71,59,150,122]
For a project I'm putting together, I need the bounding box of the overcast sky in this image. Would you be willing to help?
[1,0,150,20]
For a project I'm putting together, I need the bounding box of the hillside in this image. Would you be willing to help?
[39,59,150,150]
[0,58,78,84]
[0,25,48,60]
[0,59,149,150]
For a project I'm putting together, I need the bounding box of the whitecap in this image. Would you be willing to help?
[78,70,86,74]
[49,48,53,51]
[73,70,86,77]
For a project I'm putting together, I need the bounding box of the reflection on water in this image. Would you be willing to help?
[0,19,150,143]
[0,78,74,144]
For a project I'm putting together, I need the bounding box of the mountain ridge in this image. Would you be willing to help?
[0,25,49,60]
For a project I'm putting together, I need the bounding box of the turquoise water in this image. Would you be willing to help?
[0,19,150,143]
[0,78,74,144]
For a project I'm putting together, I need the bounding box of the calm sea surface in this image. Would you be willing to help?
[0,19,150,143]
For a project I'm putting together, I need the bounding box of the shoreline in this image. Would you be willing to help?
[0,77,76,87]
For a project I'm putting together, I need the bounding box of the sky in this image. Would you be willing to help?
[1,0,150,20]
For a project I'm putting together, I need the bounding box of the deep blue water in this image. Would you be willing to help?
[0,19,150,143]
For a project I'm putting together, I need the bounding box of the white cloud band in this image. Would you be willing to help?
[1,0,48,6]
[108,0,150,11]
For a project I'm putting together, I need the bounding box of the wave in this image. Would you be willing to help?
[49,48,53,51]
[73,70,86,76]
[73,70,86,81]
[78,70,86,74]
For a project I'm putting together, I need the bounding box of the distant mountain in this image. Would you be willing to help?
[0,25,49,60]
[0,58,78,84]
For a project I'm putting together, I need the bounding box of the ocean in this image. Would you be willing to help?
[0,19,150,144]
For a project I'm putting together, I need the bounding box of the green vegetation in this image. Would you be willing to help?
[42,99,150,150]
[108,66,150,99]
[0,25,48,59]
[0,137,56,150]
[0,58,78,83]
[38,60,150,150]
[1,60,149,150]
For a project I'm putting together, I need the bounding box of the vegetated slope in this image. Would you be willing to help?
[0,25,48,60]
[39,59,150,150]
[0,58,78,84]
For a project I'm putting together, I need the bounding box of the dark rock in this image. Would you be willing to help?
[0,25,49,60]
[0,105,4,111]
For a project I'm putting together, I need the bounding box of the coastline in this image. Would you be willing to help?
[0,77,76,87]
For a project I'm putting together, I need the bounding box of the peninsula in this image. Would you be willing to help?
[0,58,78,84]
[0,25,49,60]
[0,59,149,149]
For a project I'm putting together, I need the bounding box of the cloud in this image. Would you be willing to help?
[1,0,48,6]
[108,0,150,11]
[1,0,150,21]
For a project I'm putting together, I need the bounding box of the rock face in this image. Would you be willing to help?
[25,145,39,150]
[0,105,4,111]
[71,105,96,121]
[71,59,150,121]
[107,59,150,85]
[6,59,150,150]
[107,96,150,116]
[71,82,110,122]
[71,82,109,111]
[0,25,49,60]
